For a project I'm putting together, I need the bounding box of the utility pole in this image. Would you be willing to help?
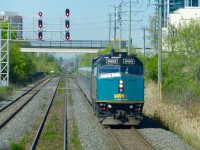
[114,5,117,49]
[128,0,132,54]
[109,13,111,43]
[143,27,146,77]
[158,0,162,101]
[119,2,123,51]
[0,29,1,84]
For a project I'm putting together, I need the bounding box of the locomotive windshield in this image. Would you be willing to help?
[99,65,143,76]
[99,66,120,74]
[121,65,143,76]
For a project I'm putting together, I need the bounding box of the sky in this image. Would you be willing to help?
[1,0,156,57]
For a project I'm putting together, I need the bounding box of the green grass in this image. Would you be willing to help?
[42,122,58,142]
[57,76,65,94]
[10,131,30,150]
[71,117,82,150]
[42,113,59,142]
[68,89,74,106]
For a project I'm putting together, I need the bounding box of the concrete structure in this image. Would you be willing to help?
[169,7,200,27]
[20,48,100,53]
[0,11,23,39]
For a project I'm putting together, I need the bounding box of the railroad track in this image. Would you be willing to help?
[63,75,67,150]
[30,77,61,149]
[0,77,53,129]
[107,126,156,150]
[107,126,126,150]
[73,74,156,150]
[131,126,156,150]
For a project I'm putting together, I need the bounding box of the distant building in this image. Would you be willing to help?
[155,0,200,27]
[0,11,23,39]
[170,0,199,13]
[0,15,8,22]
[162,7,200,51]
[169,7,200,27]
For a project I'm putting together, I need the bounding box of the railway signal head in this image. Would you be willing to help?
[38,20,43,28]
[38,31,43,40]
[66,31,70,40]
[66,9,70,17]
[38,12,43,17]
[65,20,70,29]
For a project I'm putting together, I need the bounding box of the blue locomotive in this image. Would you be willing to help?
[78,50,144,125]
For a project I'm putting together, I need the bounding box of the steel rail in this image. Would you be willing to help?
[0,77,52,129]
[0,77,50,113]
[132,127,156,150]
[107,127,126,150]
[30,77,61,150]
[63,75,67,150]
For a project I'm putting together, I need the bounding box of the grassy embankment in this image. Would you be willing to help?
[144,81,200,150]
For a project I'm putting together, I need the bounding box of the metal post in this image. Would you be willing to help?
[143,27,146,77]
[128,0,131,54]
[158,0,162,101]
[119,2,123,52]
[0,29,1,84]
[114,5,117,49]
[7,28,10,86]
[33,13,35,40]
[109,13,111,43]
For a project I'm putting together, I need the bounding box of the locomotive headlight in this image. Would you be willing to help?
[130,105,133,109]
[119,80,124,84]
[108,104,112,108]
[119,83,123,88]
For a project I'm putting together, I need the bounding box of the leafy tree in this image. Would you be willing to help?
[0,22,17,39]
[9,42,28,83]
[145,54,158,81]
[33,53,61,75]
[147,15,158,51]
[161,21,200,97]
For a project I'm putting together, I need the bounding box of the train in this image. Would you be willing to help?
[78,49,144,125]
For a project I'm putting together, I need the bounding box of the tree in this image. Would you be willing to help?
[147,15,158,51]
[0,22,17,39]
[9,42,28,83]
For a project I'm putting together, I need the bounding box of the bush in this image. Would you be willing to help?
[0,87,11,100]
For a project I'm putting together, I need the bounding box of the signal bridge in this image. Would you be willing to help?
[20,40,127,53]
[0,28,129,86]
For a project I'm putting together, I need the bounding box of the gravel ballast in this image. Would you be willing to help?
[66,77,113,150]
[0,77,60,149]
[0,75,196,149]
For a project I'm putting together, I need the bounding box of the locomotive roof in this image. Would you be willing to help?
[92,50,142,67]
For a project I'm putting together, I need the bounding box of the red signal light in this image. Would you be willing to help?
[38,31,43,40]
[66,31,70,40]
[66,9,70,17]
[38,12,43,17]
[65,20,70,29]
[38,20,43,28]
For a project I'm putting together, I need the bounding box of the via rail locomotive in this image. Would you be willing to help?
[78,50,144,125]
